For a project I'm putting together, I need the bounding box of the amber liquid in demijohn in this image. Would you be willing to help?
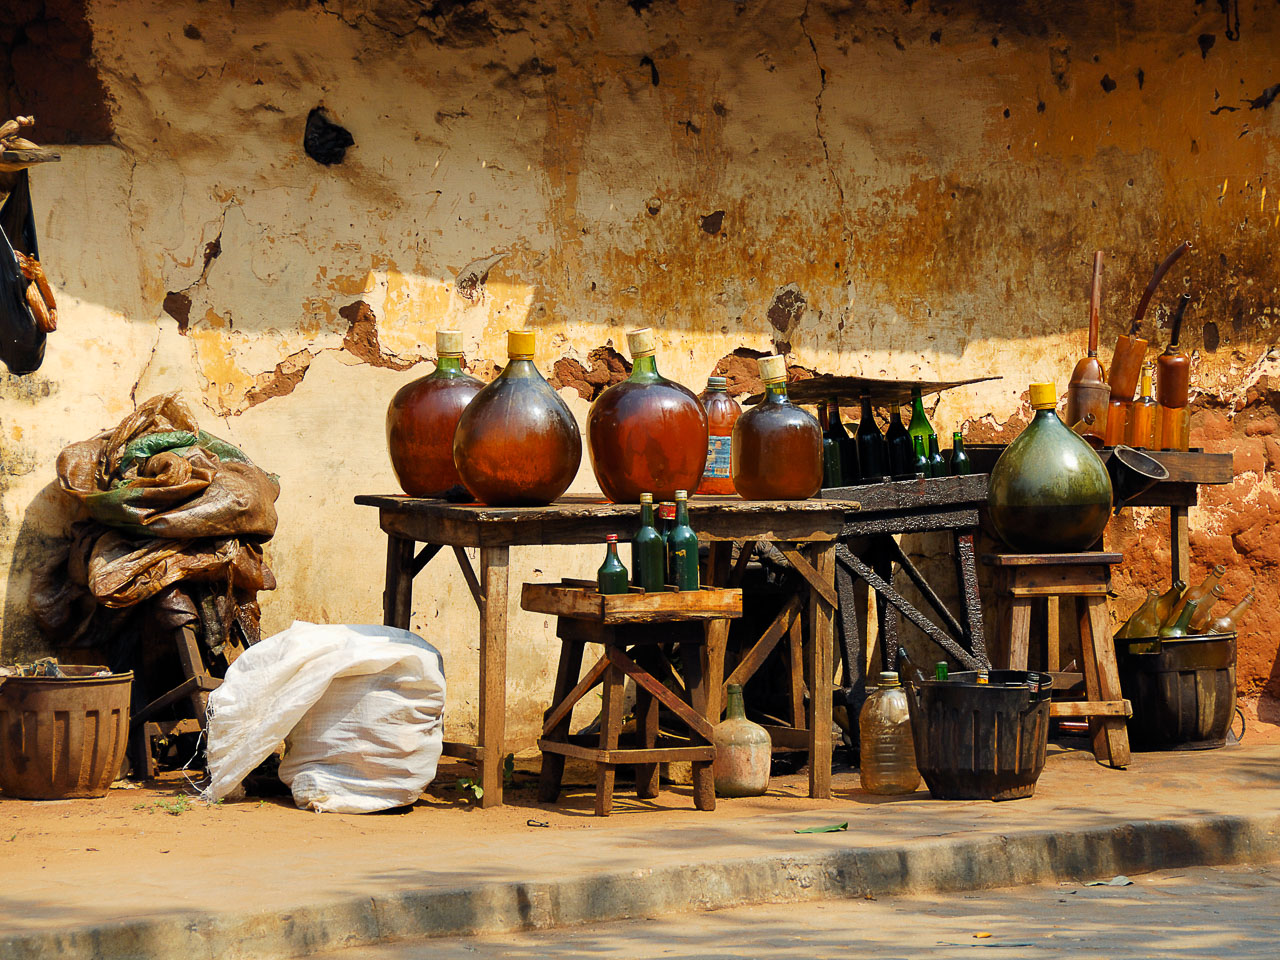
[731,355,823,500]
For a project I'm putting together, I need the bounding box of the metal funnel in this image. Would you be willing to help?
[1108,445,1170,513]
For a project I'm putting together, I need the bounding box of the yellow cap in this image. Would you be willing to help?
[1029,382,1057,410]
[626,327,656,358]
[436,330,463,356]
[758,354,787,383]
[507,329,535,357]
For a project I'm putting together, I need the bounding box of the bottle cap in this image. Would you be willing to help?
[726,682,743,696]
[1028,382,1057,410]
[674,489,688,500]
[507,329,535,358]
[953,431,963,440]
[436,330,464,357]
[758,354,787,383]
[706,376,727,390]
[605,534,618,542]
[640,492,653,503]
[626,327,656,358]
[878,671,899,685]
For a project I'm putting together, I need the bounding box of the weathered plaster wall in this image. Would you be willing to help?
[1,0,1278,746]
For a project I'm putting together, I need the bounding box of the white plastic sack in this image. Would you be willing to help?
[203,621,446,813]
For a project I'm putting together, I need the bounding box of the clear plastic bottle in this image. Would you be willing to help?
[858,671,920,795]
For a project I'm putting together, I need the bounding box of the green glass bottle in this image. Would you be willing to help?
[950,432,972,476]
[1116,588,1160,640]
[1158,598,1199,638]
[907,387,933,450]
[987,381,1112,552]
[667,490,701,592]
[597,534,629,595]
[632,493,666,592]
[827,398,856,484]
[818,402,843,488]
[856,392,889,481]
[926,433,946,479]
[885,402,913,477]
[911,434,929,477]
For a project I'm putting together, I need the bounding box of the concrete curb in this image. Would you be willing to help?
[4,810,1279,960]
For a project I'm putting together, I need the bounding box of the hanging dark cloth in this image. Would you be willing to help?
[0,169,47,375]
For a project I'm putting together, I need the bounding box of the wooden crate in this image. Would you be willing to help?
[520,579,742,623]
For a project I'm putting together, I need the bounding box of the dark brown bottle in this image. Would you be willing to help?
[731,355,822,500]
[386,330,483,498]
[453,329,582,506]
[587,328,708,503]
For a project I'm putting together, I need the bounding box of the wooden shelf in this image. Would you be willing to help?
[520,579,742,623]
[0,147,61,173]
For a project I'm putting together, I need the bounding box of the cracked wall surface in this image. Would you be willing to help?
[1,0,1279,747]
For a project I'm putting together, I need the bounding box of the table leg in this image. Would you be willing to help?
[478,545,509,808]
[807,542,835,800]
[1171,506,1190,586]
[873,540,899,671]
[595,656,625,816]
[703,541,734,722]
[684,637,716,811]
[953,530,989,666]
[1078,595,1131,768]
[383,535,415,629]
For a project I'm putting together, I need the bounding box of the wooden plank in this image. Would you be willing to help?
[520,582,743,623]
[410,542,442,576]
[1007,598,1033,671]
[884,536,965,641]
[538,740,716,763]
[1047,596,1062,672]
[1125,483,1199,508]
[608,646,715,740]
[953,530,989,665]
[807,542,836,800]
[131,674,221,724]
[823,473,989,513]
[982,552,1123,567]
[1171,506,1191,587]
[1007,565,1110,593]
[723,592,803,691]
[634,679,660,799]
[595,658,625,816]
[452,545,483,609]
[729,540,755,586]
[540,655,609,738]
[441,741,484,761]
[683,632,717,811]
[759,724,809,750]
[788,614,806,730]
[1078,595,1131,767]
[778,545,840,607]
[746,373,1001,407]
[478,546,509,807]
[1009,583,1109,598]
[1050,700,1131,718]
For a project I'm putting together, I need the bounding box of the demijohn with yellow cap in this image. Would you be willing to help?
[987,381,1112,552]
[453,329,582,506]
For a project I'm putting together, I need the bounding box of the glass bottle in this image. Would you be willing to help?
[711,683,771,797]
[987,381,1112,552]
[667,490,700,591]
[927,433,946,479]
[1153,580,1186,627]
[1165,565,1225,628]
[1116,588,1160,640]
[697,376,741,496]
[453,329,582,506]
[1126,362,1157,450]
[730,355,823,501]
[949,432,972,475]
[911,434,929,477]
[1209,592,1254,634]
[597,534,629,595]
[1187,583,1227,633]
[386,330,483,498]
[855,392,889,481]
[587,328,708,503]
[827,399,857,484]
[632,493,665,592]
[907,387,933,450]
[934,661,949,681]
[658,501,675,582]
[1156,294,1192,451]
[858,671,920,796]
[817,401,843,488]
[885,401,914,477]
[1158,598,1199,638]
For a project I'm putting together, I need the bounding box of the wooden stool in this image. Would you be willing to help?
[983,552,1130,768]
[520,579,742,816]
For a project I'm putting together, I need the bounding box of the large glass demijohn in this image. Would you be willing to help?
[452,329,582,506]
[731,354,823,500]
[386,330,483,498]
[987,381,1112,552]
[587,328,708,503]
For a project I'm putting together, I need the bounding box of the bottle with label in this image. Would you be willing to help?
[1187,583,1227,633]
[911,434,929,477]
[697,375,742,496]
[730,355,823,500]
[1126,362,1158,449]
[1158,598,1199,638]
[453,330,582,506]
[597,535,629,595]
[386,330,483,498]
[587,328,708,503]
[667,490,700,591]
[1209,592,1254,635]
[858,671,920,795]
[632,493,666,592]
[1116,588,1160,640]
[949,432,972,476]
[907,387,933,451]
[926,433,946,479]
[817,401,843,488]
[885,401,914,477]
[855,392,889,481]
[827,399,856,483]
[1165,564,1225,628]
[711,683,771,797]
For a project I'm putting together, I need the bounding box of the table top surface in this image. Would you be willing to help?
[356,493,860,518]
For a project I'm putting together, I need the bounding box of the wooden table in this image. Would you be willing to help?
[355,494,855,807]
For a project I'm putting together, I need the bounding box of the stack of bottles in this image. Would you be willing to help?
[598,490,701,595]
[1115,565,1253,641]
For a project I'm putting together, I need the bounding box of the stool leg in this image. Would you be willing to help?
[1078,596,1131,768]
[1046,597,1061,672]
[595,656,625,816]
[634,684,660,800]
[1006,572,1033,671]
[538,637,584,804]
[684,640,717,812]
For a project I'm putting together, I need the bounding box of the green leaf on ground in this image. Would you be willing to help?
[793,821,848,834]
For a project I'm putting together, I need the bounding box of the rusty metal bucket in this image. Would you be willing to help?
[0,666,132,799]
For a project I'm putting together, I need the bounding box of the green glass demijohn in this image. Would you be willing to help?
[987,381,1112,552]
